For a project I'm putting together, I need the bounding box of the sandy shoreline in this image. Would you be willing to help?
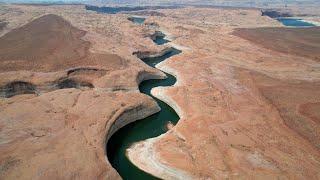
[126,32,188,178]
[127,134,194,180]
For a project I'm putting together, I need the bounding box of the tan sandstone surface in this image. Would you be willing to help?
[127,6,320,180]
[1,4,320,180]
[0,4,165,179]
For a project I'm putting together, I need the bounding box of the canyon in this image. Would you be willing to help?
[0,3,320,180]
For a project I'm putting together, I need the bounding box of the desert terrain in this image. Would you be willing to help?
[0,3,320,180]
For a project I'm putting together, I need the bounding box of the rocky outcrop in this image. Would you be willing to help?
[55,78,94,89]
[0,89,159,180]
[261,9,293,18]
[127,11,166,17]
[133,47,175,59]
[150,30,166,40]
[0,21,8,31]
[0,69,97,98]
[136,70,167,85]
[0,81,38,98]
[67,67,107,76]
[0,11,164,180]
[106,102,161,142]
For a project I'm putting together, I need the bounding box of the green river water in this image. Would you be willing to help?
[107,24,182,179]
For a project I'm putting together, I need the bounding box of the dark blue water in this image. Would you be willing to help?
[85,5,180,14]
[86,5,149,14]
[128,17,146,24]
[277,18,315,27]
[153,36,170,45]
[107,40,182,179]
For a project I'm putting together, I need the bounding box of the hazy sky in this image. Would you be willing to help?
[2,0,319,6]
[0,0,87,2]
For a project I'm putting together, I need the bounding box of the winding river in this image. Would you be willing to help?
[107,17,182,179]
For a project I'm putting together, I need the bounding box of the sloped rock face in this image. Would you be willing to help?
[0,89,159,179]
[242,70,320,149]
[133,47,175,59]
[232,27,320,62]
[261,9,293,18]
[0,81,38,98]
[0,14,89,72]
